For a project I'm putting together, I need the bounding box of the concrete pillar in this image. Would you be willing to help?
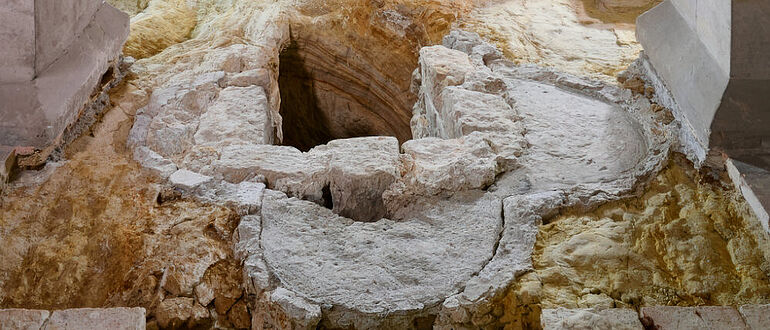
[636,1,770,234]
[0,0,129,151]
[636,0,770,168]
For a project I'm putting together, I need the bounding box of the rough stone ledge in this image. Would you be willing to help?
[0,307,146,330]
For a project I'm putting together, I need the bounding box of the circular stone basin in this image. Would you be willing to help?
[130,28,666,329]
[261,190,501,327]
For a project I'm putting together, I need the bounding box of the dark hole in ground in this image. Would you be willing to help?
[277,38,412,151]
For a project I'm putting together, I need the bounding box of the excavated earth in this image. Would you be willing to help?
[1,0,768,329]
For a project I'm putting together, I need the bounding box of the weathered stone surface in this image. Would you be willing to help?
[641,306,749,330]
[169,169,212,191]
[252,288,322,330]
[0,309,50,330]
[156,297,194,328]
[212,144,328,202]
[194,86,273,147]
[326,137,400,222]
[259,189,501,328]
[541,308,643,330]
[132,146,178,179]
[45,307,146,330]
[739,304,770,330]
[384,134,498,210]
[460,1,650,83]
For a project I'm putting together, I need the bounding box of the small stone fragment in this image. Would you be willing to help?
[155,297,194,329]
[169,169,212,191]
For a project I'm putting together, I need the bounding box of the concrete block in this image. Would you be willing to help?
[0,0,35,82]
[0,0,129,149]
[727,158,770,234]
[35,0,102,73]
[637,0,770,167]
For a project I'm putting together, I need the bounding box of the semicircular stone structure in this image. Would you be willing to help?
[127,19,671,328]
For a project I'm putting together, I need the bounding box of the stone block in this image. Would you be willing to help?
[45,307,145,330]
[169,169,213,191]
[0,309,50,330]
[739,304,770,330]
[541,308,643,330]
[640,306,748,330]
[326,137,400,222]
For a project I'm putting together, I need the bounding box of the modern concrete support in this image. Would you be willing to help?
[0,0,129,152]
[636,0,770,167]
[637,1,770,234]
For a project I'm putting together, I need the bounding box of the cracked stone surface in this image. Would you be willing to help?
[4,1,769,329]
[123,23,668,326]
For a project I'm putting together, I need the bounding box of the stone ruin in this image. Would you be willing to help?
[0,0,769,329]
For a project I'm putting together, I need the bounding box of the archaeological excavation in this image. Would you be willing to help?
[1,0,769,329]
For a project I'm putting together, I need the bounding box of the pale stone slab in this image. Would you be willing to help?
[0,309,50,330]
[739,304,770,330]
[541,308,643,330]
[641,306,748,330]
[45,307,145,330]
[169,169,213,191]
